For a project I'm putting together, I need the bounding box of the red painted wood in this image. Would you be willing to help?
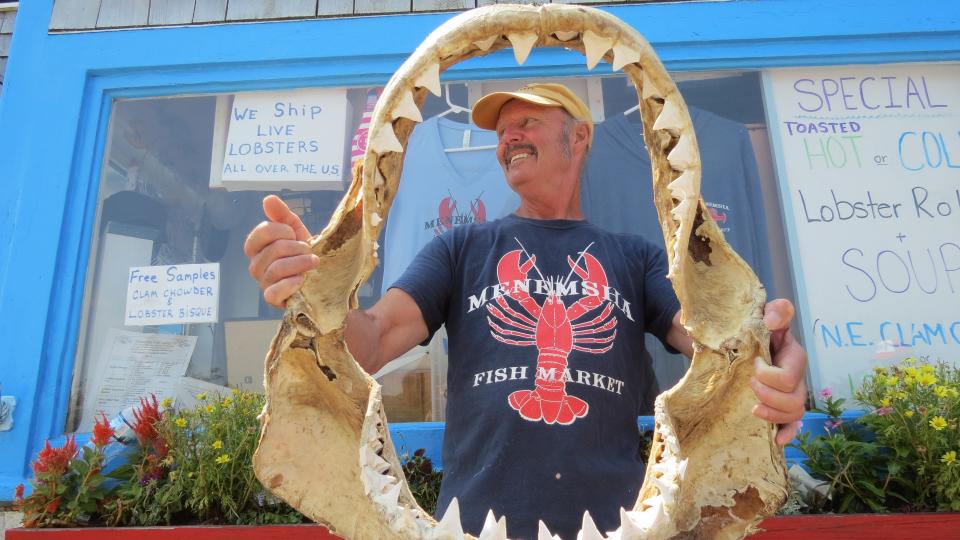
[6,524,343,540]
[7,514,960,539]
[754,513,960,539]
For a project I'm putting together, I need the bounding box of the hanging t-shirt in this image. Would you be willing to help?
[381,116,520,293]
[581,109,773,290]
[393,214,680,540]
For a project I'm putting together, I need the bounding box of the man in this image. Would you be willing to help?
[245,83,806,539]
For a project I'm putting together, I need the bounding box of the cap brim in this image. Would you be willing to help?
[471,91,563,130]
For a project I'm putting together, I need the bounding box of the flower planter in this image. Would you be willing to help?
[9,513,960,539]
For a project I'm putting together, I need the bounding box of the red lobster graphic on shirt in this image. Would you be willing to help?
[485,244,618,425]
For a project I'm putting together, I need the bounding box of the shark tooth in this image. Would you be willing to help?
[667,134,697,170]
[619,508,645,538]
[641,70,663,99]
[670,197,694,223]
[582,30,613,70]
[361,444,391,474]
[370,211,383,227]
[611,41,641,71]
[415,62,442,96]
[478,509,508,540]
[392,89,423,122]
[667,170,696,200]
[651,474,677,506]
[577,511,604,540]
[506,32,538,65]
[652,99,684,132]
[553,30,579,41]
[474,35,499,51]
[368,123,403,154]
[432,497,465,539]
[373,479,401,509]
[538,520,561,540]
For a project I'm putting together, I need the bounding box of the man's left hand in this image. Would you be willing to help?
[750,298,808,445]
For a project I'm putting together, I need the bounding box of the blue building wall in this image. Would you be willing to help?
[0,0,958,497]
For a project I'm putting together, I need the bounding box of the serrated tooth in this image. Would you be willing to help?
[415,62,442,96]
[670,198,694,223]
[478,510,507,540]
[538,520,561,540]
[506,32,538,65]
[360,464,379,496]
[393,90,423,122]
[577,511,604,540]
[373,480,401,509]
[582,30,613,71]
[619,508,645,538]
[373,168,385,188]
[611,42,641,71]
[667,134,696,170]
[432,497,465,539]
[652,99,684,132]
[361,444,391,474]
[642,70,663,99]
[667,170,696,199]
[553,30,579,42]
[676,458,689,480]
[474,35,499,51]
[370,211,383,227]
[369,123,403,154]
[651,474,677,506]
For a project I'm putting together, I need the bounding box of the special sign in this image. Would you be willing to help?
[125,263,220,326]
[764,63,960,397]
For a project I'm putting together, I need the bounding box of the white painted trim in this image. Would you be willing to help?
[0,3,18,13]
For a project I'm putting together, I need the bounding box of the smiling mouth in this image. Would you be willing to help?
[505,147,537,169]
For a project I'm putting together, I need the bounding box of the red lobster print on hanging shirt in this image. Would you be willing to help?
[485,243,618,425]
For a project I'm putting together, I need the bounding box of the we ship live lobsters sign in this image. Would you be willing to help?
[765,63,960,397]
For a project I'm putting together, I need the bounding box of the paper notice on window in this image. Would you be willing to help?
[125,263,219,326]
[79,329,196,431]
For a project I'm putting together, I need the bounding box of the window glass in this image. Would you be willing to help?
[69,71,793,431]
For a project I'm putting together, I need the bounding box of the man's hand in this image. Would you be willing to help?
[244,195,321,307]
[750,298,808,445]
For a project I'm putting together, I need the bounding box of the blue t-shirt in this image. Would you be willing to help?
[393,214,680,540]
[381,116,520,294]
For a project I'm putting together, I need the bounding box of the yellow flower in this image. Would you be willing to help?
[206,404,215,413]
[884,376,899,387]
[161,397,174,408]
[212,440,223,449]
[942,451,958,464]
[873,366,887,375]
[935,386,950,398]
[215,454,231,465]
[896,391,908,400]
[231,388,241,396]
[222,397,233,407]
[905,410,915,418]
[175,417,188,428]
[917,373,936,387]
[905,366,919,378]
[920,364,935,374]
[904,376,916,386]
[950,388,960,398]
[880,397,892,407]
[196,392,208,401]
[162,456,174,466]
[169,471,178,480]
[930,416,948,430]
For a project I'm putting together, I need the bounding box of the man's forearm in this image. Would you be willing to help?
[343,309,389,374]
[667,310,695,358]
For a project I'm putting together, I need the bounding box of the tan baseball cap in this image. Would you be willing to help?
[471,83,593,146]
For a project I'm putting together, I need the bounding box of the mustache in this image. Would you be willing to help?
[502,144,537,167]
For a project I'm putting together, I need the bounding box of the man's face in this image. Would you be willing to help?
[494,99,577,192]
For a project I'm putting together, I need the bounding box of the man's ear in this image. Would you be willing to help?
[573,121,591,150]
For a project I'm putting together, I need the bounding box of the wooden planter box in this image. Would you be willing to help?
[8,513,960,539]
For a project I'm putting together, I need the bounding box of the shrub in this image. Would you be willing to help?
[793,358,960,513]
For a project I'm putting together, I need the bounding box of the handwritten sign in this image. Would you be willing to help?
[218,88,349,190]
[764,63,960,397]
[125,263,220,326]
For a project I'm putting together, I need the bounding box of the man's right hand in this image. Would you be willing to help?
[244,195,321,308]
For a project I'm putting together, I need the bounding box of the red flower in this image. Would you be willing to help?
[91,412,115,448]
[14,483,24,501]
[31,436,78,476]
[132,394,162,444]
[44,497,61,514]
